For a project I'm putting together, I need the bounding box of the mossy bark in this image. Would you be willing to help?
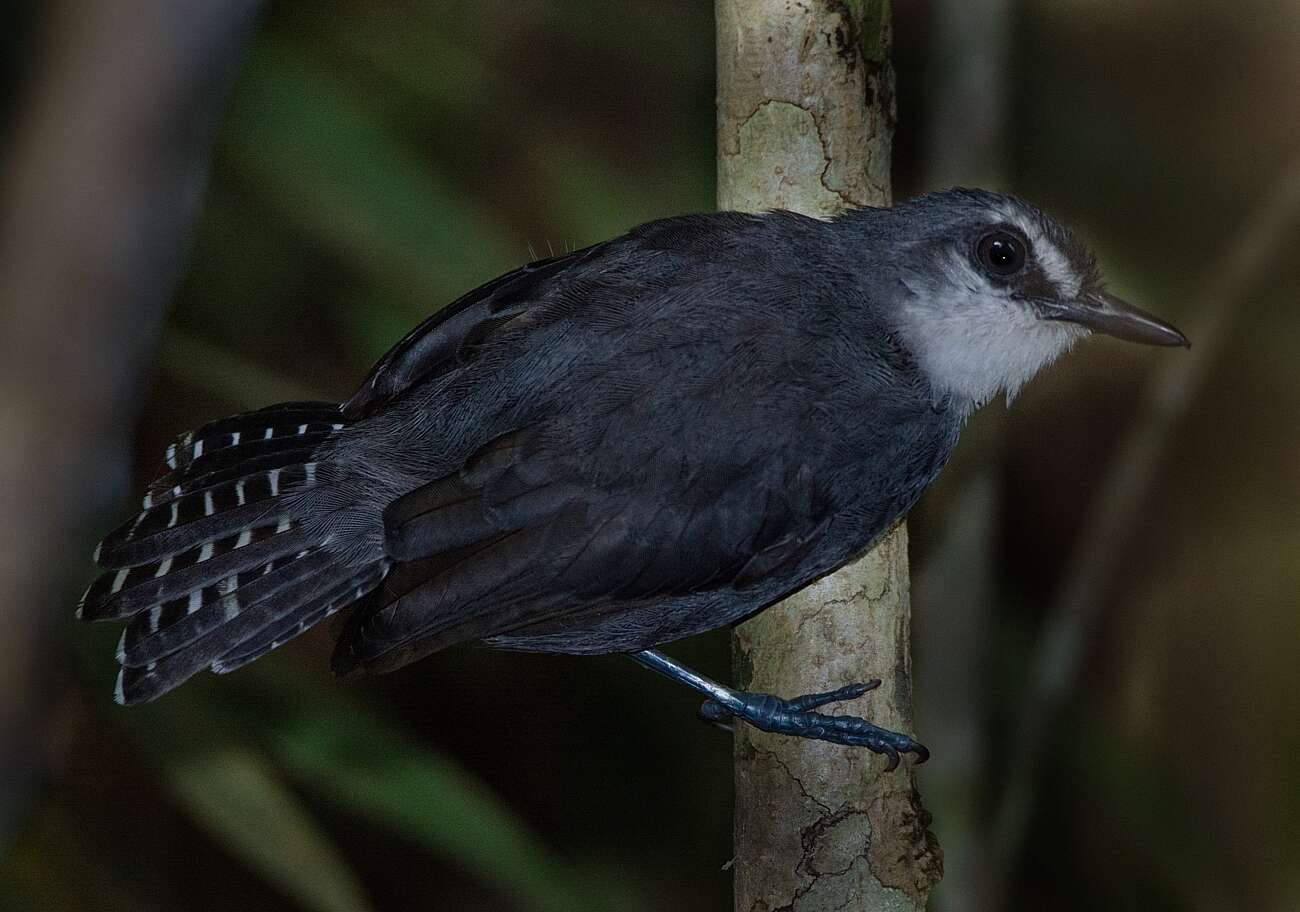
[716,2,941,909]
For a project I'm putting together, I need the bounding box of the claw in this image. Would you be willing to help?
[633,651,929,763]
[786,679,881,712]
[698,701,734,731]
[696,690,928,766]
[699,699,726,722]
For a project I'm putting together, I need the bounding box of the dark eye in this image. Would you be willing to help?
[976,231,1026,277]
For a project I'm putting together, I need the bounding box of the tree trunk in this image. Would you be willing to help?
[716,3,942,909]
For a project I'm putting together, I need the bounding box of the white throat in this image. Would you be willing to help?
[897,257,1087,414]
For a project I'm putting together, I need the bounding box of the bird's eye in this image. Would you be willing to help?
[976,231,1026,277]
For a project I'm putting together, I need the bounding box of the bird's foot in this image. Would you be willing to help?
[700,680,929,770]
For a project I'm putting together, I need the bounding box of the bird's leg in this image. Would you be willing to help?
[630,649,929,769]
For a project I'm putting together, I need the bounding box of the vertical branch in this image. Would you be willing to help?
[717,3,942,910]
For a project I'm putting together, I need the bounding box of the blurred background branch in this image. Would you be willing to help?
[0,0,262,849]
[913,2,1014,908]
[985,152,1300,909]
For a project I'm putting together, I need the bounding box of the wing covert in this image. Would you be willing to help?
[334,426,834,674]
[341,245,602,419]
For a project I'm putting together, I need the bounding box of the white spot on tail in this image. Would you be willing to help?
[148,605,162,633]
[142,492,154,509]
[188,589,204,614]
[235,480,246,506]
[92,541,102,563]
[76,582,94,618]
[154,556,173,578]
[198,542,215,562]
[269,469,282,496]
[236,529,253,548]
[304,462,318,484]
[113,670,126,705]
[110,568,130,594]
[332,423,345,431]
[203,491,215,516]
[297,424,308,435]
[165,444,177,469]
[167,502,180,529]
[127,510,148,536]
[275,516,292,534]
[192,439,204,459]
[230,431,241,445]
[264,427,275,440]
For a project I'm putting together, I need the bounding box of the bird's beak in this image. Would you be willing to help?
[1040,292,1189,347]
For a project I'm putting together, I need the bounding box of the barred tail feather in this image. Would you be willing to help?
[96,463,321,569]
[161,401,345,476]
[116,555,383,705]
[117,546,330,666]
[211,563,389,675]
[82,402,386,704]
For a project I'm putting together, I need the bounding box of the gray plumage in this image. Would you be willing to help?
[81,188,1185,705]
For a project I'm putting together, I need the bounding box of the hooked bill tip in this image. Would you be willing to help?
[1043,293,1189,348]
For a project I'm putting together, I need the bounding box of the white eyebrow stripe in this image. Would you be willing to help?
[1033,234,1078,297]
[992,205,1081,299]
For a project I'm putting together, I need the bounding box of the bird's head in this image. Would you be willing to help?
[873,188,1187,412]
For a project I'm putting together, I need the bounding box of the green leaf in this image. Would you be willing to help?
[159,327,331,409]
[69,625,643,912]
[265,696,645,912]
[219,34,518,307]
[166,745,376,912]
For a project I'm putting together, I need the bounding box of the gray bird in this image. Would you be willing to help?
[80,188,1186,767]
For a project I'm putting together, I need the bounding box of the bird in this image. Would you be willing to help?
[80,188,1187,767]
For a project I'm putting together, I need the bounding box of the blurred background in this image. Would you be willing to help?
[1,1,1297,910]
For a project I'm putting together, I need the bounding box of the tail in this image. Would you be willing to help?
[80,402,387,704]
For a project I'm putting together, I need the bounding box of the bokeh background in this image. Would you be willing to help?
[1,1,1298,910]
